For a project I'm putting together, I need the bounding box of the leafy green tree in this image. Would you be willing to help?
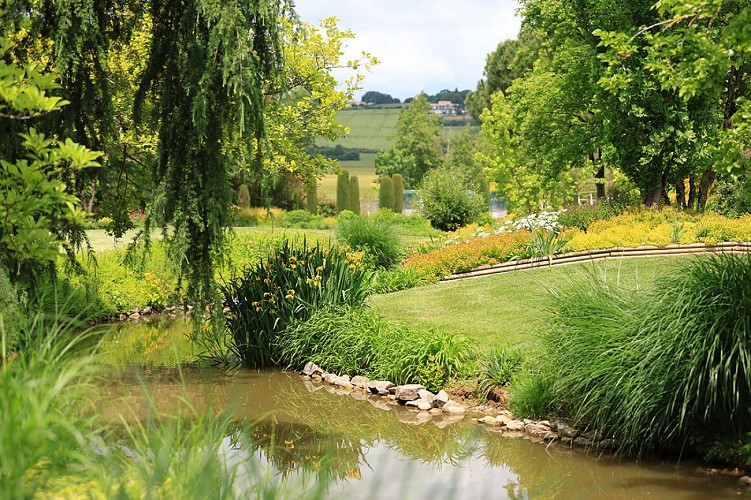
[0,37,102,290]
[361,90,399,104]
[595,0,751,208]
[466,29,540,119]
[375,93,443,187]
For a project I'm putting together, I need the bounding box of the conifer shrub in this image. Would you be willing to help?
[349,175,360,215]
[336,171,350,214]
[237,183,251,208]
[306,178,318,213]
[379,176,395,211]
[392,173,404,214]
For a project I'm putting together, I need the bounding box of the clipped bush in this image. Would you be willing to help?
[392,173,404,214]
[379,176,395,211]
[419,167,487,231]
[284,209,313,226]
[336,171,350,214]
[537,254,751,461]
[337,214,402,269]
[237,184,251,208]
[305,178,318,214]
[220,240,370,367]
[349,175,361,215]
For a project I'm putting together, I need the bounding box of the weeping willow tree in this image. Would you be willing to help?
[134,1,289,304]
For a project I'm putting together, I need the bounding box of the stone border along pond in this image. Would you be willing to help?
[300,362,613,450]
[300,361,751,490]
[443,241,751,281]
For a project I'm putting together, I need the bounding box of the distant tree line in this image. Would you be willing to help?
[306,144,361,161]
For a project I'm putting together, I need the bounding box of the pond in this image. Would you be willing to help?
[97,320,748,499]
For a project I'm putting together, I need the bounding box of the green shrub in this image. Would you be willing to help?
[285,209,314,226]
[349,175,361,215]
[418,167,487,231]
[556,200,628,232]
[523,229,572,261]
[305,178,318,214]
[336,171,350,214]
[379,176,395,211]
[237,183,251,208]
[508,373,557,419]
[220,240,370,367]
[337,214,402,269]
[393,173,404,214]
[0,264,22,350]
[539,254,751,461]
[369,266,427,294]
[478,346,525,401]
[281,306,476,392]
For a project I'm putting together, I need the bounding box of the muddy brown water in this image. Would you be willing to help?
[98,363,748,500]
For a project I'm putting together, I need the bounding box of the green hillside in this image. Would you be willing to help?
[318,107,401,151]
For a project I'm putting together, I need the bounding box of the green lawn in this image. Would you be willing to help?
[369,256,693,352]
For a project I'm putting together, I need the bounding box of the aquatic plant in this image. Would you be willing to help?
[220,240,370,367]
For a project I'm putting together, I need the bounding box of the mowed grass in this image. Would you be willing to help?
[369,256,693,352]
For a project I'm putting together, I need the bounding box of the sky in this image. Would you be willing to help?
[293,1,523,101]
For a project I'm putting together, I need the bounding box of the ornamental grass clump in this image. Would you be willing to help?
[537,254,751,461]
[337,214,402,269]
[220,240,370,368]
[281,306,476,392]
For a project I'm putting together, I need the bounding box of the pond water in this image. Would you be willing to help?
[98,363,747,499]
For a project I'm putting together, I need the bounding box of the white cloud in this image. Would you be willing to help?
[294,0,522,100]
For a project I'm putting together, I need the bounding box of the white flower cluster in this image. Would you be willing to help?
[442,210,565,247]
[497,211,563,234]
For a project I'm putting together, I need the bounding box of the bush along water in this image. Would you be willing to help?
[280,306,476,393]
[220,240,370,368]
[526,254,751,463]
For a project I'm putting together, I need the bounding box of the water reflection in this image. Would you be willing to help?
[99,368,746,499]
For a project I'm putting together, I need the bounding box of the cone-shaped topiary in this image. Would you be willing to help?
[349,175,361,214]
[379,176,395,211]
[392,173,404,214]
[238,183,251,208]
[337,171,350,214]
[306,177,318,214]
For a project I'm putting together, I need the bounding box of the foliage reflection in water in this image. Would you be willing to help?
[99,364,747,500]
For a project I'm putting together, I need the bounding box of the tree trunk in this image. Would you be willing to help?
[595,164,605,200]
[688,177,698,210]
[697,169,716,211]
[675,179,686,208]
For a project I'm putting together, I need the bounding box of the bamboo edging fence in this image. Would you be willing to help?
[442,242,751,282]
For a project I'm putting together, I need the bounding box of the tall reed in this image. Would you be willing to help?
[536,254,751,460]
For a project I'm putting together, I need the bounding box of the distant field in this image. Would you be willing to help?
[318,107,480,155]
[318,108,401,151]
